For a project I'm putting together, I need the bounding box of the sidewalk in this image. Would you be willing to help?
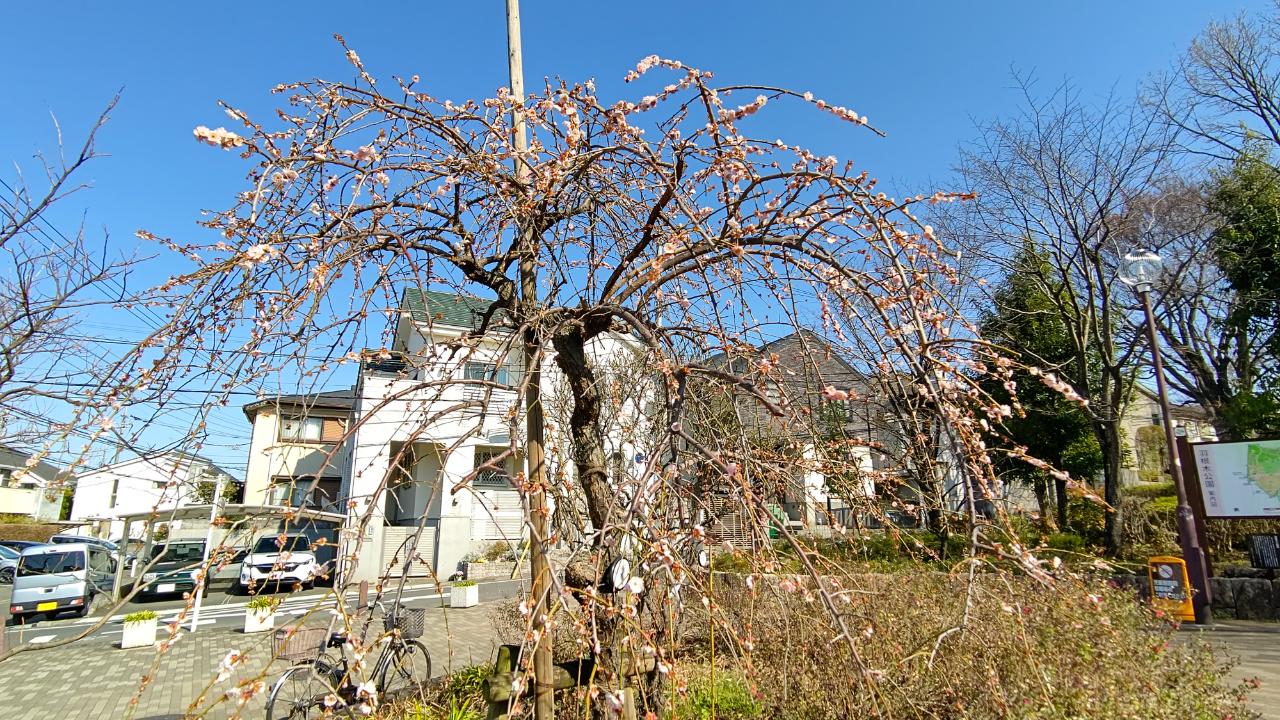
[1184,620,1280,719]
[0,600,508,720]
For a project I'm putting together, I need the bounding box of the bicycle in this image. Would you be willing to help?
[265,603,433,719]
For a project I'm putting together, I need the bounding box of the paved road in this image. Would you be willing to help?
[2,578,521,648]
[1187,621,1280,719]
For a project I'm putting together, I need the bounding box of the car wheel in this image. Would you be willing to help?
[0,566,13,584]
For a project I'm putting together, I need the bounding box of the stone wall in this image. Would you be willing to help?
[461,560,526,580]
[1112,566,1280,621]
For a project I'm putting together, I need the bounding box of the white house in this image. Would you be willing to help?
[69,451,241,540]
[0,445,68,521]
[329,289,652,582]
[241,388,355,510]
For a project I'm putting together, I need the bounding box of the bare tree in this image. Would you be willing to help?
[950,76,1177,552]
[0,98,138,453]
[1114,181,1274,441]
[1146,3,1280,163]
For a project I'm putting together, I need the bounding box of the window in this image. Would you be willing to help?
[464,362,510,386]
[0,468,12,488]
[18,551,85,577]
[270,476,340,509]
[253,535,311,554]
[109,479,119,508]
[474,449,512,487]
[88,547,115,574]
[279,416,345,443]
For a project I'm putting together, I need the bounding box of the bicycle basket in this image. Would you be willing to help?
[384,608,425,639]
[273,626,328,662]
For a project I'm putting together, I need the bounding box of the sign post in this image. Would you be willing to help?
[1148,556,1196,622]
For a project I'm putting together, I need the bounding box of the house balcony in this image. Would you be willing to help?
[358,355,523,447]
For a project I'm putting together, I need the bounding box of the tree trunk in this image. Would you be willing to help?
[1097,421,1123,554]
[551,318,622,718]
[1032,477,1056,531]
[1054,477,1069,531]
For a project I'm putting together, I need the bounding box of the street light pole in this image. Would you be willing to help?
[1123,248,1212,624]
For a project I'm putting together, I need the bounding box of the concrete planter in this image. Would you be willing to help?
[121,619,158,649]
[451,584,480,608]
[244,607,275,633]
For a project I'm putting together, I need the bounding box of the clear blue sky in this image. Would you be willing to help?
[1,1,1268,473]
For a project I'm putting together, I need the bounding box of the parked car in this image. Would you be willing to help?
[0,544,18,584]
[49,535,120,553]
[235,534,319,594]
[9,543,117,620]
[134,540,207,598]
[0,540,43,553]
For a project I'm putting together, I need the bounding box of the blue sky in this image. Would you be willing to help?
[1,1,1268,473]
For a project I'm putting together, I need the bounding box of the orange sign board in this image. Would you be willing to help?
[1147,556,1195,622]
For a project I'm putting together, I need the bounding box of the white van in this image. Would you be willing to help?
[8,543,117,620]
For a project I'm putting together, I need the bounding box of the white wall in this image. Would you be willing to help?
[69,454,237,539]
[343,324,655,582]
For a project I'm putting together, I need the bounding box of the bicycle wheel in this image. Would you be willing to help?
[377,639,432,699]
[266,661,341,720]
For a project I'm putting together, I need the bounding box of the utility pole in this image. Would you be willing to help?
[505,2,554,717]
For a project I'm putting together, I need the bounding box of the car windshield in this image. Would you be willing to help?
[151,543,205,563]
[253,536,310,554]
[18,551,85,576]
[0,545,17,560]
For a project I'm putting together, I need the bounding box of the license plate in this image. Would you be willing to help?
[36,601,57,612]
[157,583,176,593]
[269,572,284,580]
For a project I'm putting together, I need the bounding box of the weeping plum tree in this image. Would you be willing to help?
[113,44,1067,716]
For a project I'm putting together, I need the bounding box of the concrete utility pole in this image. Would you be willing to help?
[505,2,555,718]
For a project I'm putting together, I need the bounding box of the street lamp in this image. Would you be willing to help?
[1119,247,1212,623]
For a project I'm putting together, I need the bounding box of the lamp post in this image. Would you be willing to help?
[1120,248,1212,624]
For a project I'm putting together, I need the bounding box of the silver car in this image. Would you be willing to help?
[9,543,117,620]
[0,544,17,584]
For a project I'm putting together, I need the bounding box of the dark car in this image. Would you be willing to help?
[135,540,208,598]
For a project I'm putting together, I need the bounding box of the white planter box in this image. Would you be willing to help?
[244,608,275,633]
[450,584,480,608]
[121,619,158,649]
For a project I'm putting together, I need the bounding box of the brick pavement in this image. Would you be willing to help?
[0,600,510,720]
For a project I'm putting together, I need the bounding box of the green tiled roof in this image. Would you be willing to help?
[402,288,507,329]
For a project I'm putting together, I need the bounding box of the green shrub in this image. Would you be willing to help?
[453,579,478,588]
[710,551,752,574]
[482,541,511,562]
[1044,532,1086,552]
[246,596,279,611]
[122,610,157,623]
[1066,497,1108,546]
[1125,482,1175,499]
[670,670,761,720]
